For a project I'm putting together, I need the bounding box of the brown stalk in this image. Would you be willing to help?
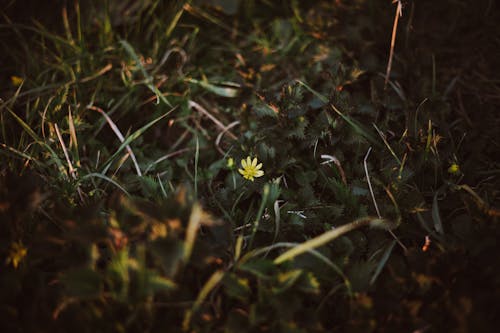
[385,1,403,89]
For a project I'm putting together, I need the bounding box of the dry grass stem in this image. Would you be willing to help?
[385,0,403,88]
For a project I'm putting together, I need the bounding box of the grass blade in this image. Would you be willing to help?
[432,190,444,234]
[120,40,172,107]
[295,79,381,147]
[274,217,389,264]
[248,184,270,249]
[99,107,176,175]
[194,136,199,198]
[182,270,225,331]
[240,241,352,295]
[7,109,66,175]
[82,173,130,197]
[184,203,202,262]
[89,106,142,176]
[330,104,382,147]
[187,78,239,98]
[370,240,396,285]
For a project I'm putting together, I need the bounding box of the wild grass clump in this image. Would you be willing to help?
[1,0,499,331]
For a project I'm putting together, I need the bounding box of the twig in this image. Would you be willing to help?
[385,0,403,89]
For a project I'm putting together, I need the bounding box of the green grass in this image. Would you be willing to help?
[1,0,500,332]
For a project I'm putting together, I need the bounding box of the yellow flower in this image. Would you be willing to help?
[6,241,27,269]
[448,163,460,175]
[238,156,264,181]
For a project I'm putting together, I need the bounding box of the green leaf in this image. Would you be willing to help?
[187,78,240,98]
[432,190,444,234]
[370,240,396,285]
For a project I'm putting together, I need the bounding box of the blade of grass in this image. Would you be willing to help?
[7,109,66,176]
[82,173,130,197]
[272,199,281,245]
[295,79,328,103]
[295,79,381,146]
[373,124,402,165]
[0,143,40,166]
[165,2,187,38]
[88,105,142,176]
[432,188,445,235]
[157,173,168,199]
[364,147,382,218]
[239,241,352,295]
[330,104,382,147]
[67,107,80,167]
[384,0,403,88]
[184,203,202,262]
[194,135,199,198]
[144,147,192,174]
[182,270,225,332]
[119,40,172,107]
[370,240,396,285]
[0,23,77,50]
[54,123,77,179]
[248,184,270,249]
[274,216,391,264]
[97,106,176,175]
[62,5,75,47]
[234,235,244,262]
[187,78,240,98]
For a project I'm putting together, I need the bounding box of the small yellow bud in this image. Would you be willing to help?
[11,76,24,87]
[226,157,234,169]
[448,163,460,174]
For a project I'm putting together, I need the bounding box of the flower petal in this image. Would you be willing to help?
[247,156,252,167]
[238,168,245,175]
[252,158,257,167]
[241,159,247,168]
[255,170,264,177]
[256,163,262,170]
